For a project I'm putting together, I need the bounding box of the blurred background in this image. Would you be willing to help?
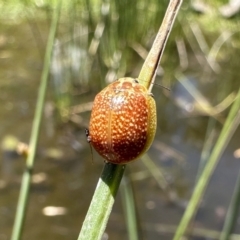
[1,0,240,239]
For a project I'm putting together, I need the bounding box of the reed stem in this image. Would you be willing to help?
[10,2,61,240]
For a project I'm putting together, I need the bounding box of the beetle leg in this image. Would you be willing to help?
[85,128,91,143]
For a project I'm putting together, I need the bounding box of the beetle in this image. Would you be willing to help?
[88,77,157,164]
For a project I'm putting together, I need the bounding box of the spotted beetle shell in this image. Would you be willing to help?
[89,77,157,164]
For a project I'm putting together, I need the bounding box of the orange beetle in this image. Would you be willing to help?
[88,77,157,164]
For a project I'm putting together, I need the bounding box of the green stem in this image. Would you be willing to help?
[138,0,182,90]
[220,168,240,240]
[173,88,240,240]
[195,118,216,182]
[121,175,139,240]
[10,2,61,240]
[78,163,125,240]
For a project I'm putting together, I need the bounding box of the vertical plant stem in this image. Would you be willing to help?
[10,2,61,240]
[78,163,125,240]
[138,0,182,91]
[121,175,139,240]
[220,168,240,240]
[173,89,240,240]
[195,118,216,182]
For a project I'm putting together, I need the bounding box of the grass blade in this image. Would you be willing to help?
[121,175,140,240]
[138,0,182,90]
[220,132,240,240]
[78,163,125,240]
[173,88,240,240]
[10,2,61,240]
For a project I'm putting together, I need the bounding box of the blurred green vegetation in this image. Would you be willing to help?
[2,0,240,95]
[1,0,240,239]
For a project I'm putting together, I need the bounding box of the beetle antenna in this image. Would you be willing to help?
[135,77,171,91]
[151,82,171,91]
[89,143,94,165]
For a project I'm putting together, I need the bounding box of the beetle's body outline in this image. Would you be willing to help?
[88,77,157,164]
